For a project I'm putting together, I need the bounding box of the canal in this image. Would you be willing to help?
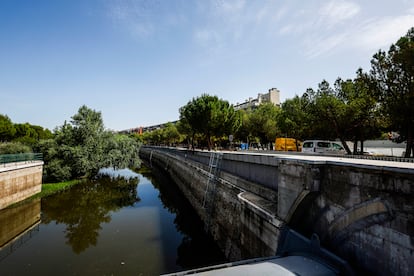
[0,165,226,275]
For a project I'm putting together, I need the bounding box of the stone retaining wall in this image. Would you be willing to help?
[0,161,43,210]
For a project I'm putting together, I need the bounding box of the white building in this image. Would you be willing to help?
[234,88,280,111]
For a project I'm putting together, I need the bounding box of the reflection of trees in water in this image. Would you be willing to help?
[138,165,226,269]
[41,175,140,254]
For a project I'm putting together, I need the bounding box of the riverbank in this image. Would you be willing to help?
[7,179,84,209]
[33,179,84,199]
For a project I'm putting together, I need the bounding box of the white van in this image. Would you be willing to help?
[302,140,346,154]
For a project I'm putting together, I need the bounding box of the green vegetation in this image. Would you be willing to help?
[0,114,53,148]
[7,180,83,208]
[179,94,241,150]
[0,142,32,154]
[1,105,142,182]
[36,105,141,182]
[138,27,414,157]
[2,28,413,157]
[34,180,82,199]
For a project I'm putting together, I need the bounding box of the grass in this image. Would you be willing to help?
[32,179,83,199]
[6,179,83,209]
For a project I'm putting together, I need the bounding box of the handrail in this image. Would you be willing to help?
[0,153,43,164]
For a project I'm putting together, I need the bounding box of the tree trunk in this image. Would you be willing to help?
[404,127,413,158]
[360,140,364,155]
[191,133,195,153]
[206,133,212,151]
[340,138,352,155]
[353,138,358,154]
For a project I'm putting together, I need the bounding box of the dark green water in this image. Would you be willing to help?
[0,166,226,275]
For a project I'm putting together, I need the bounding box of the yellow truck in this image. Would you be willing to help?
[275,138,301,151]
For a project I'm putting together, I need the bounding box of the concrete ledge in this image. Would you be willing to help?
[238,192,282,228]
[0,160,44,173]
[0,161,43,210]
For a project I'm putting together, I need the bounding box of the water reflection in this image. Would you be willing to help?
[0,199,41,260]
[0,166,226,275]
[41,174,140,254]
[140,165,226,270]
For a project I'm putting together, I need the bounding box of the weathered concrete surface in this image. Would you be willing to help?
[141,147,282,261]
[289,163,414,275]
[140,147,414,275]
[0,161,43,210]
[0,199,41,248]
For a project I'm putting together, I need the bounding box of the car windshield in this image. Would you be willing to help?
[317,142,330,147]
[332,143,344,150]
[303,142,313,148]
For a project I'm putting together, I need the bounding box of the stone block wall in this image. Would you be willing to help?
[0,199,41,248]
[0,162,43,210]
[140,147,281,261]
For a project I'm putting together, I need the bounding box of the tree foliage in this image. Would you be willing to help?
[0,114,53,147]
[140,27,414,157]
[277,95,311,142]
[0,114,16,141]
[179,94,241,150]
[247,103,281,149]
[37,105,141,182]
[370,27,414,157]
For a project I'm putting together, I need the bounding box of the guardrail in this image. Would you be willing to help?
[0,153,43,164]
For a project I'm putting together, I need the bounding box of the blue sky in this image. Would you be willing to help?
[1,0,413,131]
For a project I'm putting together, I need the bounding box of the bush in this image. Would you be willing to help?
[0,142,32,154]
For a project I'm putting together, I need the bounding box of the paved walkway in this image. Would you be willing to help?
[0,160,44,173]
[221,150,414,173]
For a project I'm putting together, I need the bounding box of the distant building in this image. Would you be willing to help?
[122,88,281,134]
[119,121,178,135]
[234,88,280,111]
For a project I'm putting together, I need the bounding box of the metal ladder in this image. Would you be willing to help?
[202,152,223,231]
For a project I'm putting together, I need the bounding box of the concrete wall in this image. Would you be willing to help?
[141,147,282,260]
[288,162,414,275]
[0,199,41,248]
[0,161,43,210]
[140,147,414,275]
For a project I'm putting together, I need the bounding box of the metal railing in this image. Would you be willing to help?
[0,153,43,164]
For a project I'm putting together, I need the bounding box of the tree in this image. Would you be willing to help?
[163,123,181,146]
[335,70,382,154]
[304,80,354,154]
[370,27,414,157]
[248,102,281,149]
[13,123,39,145]
[179,94,241,150]
[278,96,311,143]
[37,105,141,182]
[234,109,251,144]
[0,114,16,141]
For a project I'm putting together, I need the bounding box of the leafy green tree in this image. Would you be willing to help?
[304,80,353,153]
[334,70,382,153]
[163,122,181,146]
[104,133,141,170]
[0,142,32,154]
[0,114,16,141]
[234,109,251,144]
[13,123,39,145]
[37,105,141,182]
[176,120,192,147]
[179,94,240,150]
[370,27,414,157]
[278,96,311,143]
[248,102,281,149]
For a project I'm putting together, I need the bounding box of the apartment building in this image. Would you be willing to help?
[234,88,280,111]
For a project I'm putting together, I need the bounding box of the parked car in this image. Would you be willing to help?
[302,140,346,154]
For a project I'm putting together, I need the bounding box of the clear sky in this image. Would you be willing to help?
[1,0,413,131]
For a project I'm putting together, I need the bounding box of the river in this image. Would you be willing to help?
[0,165,226,275]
